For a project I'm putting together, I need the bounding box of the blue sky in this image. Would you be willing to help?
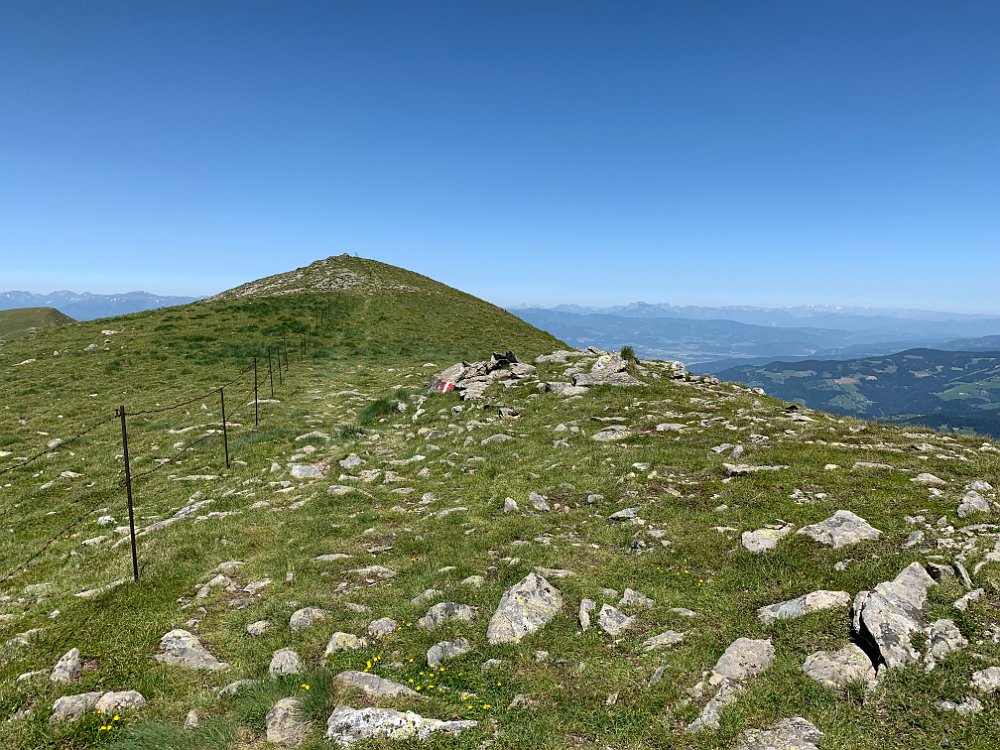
[1,2,997,311]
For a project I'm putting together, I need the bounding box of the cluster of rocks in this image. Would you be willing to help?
[427,351,535,400]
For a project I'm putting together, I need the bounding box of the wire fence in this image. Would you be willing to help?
[0,340,304,588]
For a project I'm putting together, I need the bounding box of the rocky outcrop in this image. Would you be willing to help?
[852,562,935,669]
[325,706,477,746]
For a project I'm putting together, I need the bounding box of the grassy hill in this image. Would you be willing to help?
[718,349,1000,437]
[1,258,998,750]
[0,307,74,341]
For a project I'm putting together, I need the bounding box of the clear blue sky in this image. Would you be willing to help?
[1,1,997,311]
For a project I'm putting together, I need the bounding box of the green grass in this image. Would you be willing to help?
[0,257,998,749]
[0,307,75,341]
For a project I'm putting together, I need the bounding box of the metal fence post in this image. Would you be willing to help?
[220,387,230,469]
[253,357,259,427]
[117,406,139,582]
[268,347,275,398]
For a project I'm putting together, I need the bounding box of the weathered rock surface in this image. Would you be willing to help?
[427,637,472,666]
[324,632,363,658]
[736,716,823,750]
[50,647,82,684]
[486,572,563,645]
[95,690,146,714]
[269,648,304,677]
[757,590,851,624]
[642,630,685,652]
[50,692,103,724]
[155,629,229,671]
[802,643,876,690]
[798,510,881,548]
[266,698,309,747]
[852,562,935,669]
[325,705,477,746]
[741,523,794,553]
[418,602,476,630]
[971,666,1000,694]
[686,638,775,733]
[598,604,634,636]
[924,618,967,670]
[333,670,420,700]
[289,607,328,631]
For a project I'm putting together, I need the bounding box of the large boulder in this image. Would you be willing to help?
[333,670,420,700]
[487,572,563,645]
[852,562,935,669]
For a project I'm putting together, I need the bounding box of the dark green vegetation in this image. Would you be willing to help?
[0,256,998,750]
[719,349,1000,437]
[0,307,75,341]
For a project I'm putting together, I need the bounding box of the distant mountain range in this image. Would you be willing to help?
[0,290,199,320]
[512,304,1000,372]
[717,349,1000,437]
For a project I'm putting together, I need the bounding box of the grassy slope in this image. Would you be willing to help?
[0,258,998,750]
[0,308,75,341]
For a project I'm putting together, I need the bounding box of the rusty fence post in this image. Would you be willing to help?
[220,387,230,469]
[117,406,139,582]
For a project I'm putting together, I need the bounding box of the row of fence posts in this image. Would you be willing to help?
[115,343,292,582]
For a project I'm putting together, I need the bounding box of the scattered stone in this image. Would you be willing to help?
[619,588,655,609]
[953,588,985,612]
[937,696,984,716]
[971,667,1000,694]
[797,510,881,548]
[50,647,81,684]
[418,602,476,630]
[528,492,551,511]
[95,691,146,714]
[269,648,303,677]
[324,632,363,658]
[333,670,420,700]
[958,490,990,518]
[924,619,968,669]
[50,692,103,724]
[736,717,823,750]
[325,705,477,746]
[741,522,794,553]
[290,607,329,631]
[266,697,309,747]
[579,599,596,631]
[608,507,639,522]
[592,425,631,442]
[802,643,876,690]
[247,620,271,637]
[597,604,633,636]
[367,618,398,638]
[427,637,472,666]
[642,630,685,652]
[723,463,787,477]
[756,590,850,624]
[155,629,229,671]
[686,638,775,733]
[486,572,563,645]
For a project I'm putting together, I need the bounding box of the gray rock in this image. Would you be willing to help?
[50,692,103,724]
[333,670,419,700]
[340,454,364,469]
[958,490,990,518]
[266,697,309,747]
[503,497,519,513]
[608,507,639,522]
[597,604,634,636]
[324,632,363,658]
[290,463,327,479]
[723,463,787,477]
[736,717,823,750]
[247,620,270,637]
[686,679,742,733]
[797,510,881,548]
[289,607,328,631]
[592,425,632,442]
[410,588,444,605]
[95,690,146,714]
[367,617,398,638]
[427,637,472,666]
[954,588,985,612]
[487,572,563,645]
[325,705,477,746]
[184,710,201,729]
[218,679,257,697]
[579,598,596,631]
[713,638,775,682]
[971,666,1000,694]
[642,630,685,652]
[924,619,967,669]
[852,562,935,669]
[741,523,794,553]
[756,590,851,624]
[418,602,476,630]
[528,492,550,511]
[619,588,655,609]
[155,629,229,671]
[50,647,82,684]
[802,643,876,690]
[937,696,984,716]
[269,648,303,677]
